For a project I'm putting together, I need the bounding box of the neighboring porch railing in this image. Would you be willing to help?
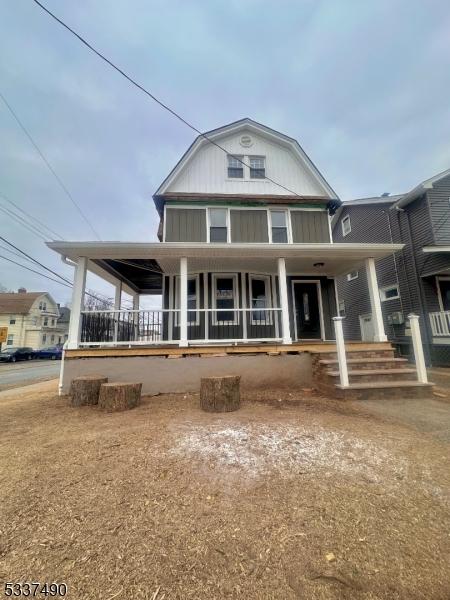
[429,311,450,336]
[80,308,282,346]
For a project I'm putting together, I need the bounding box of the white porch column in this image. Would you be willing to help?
[179,257,188,347]
[113,281,122,343]
[67,257,87,349]
[408,314,428,383]
[333,316,349,387]
[277,257,292,344]
[365,257,387,342]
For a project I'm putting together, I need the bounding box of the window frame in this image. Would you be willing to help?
[175,274,200,326]
[7,335,13,346]
[227,154,244,179]
[338,300,346,317]
[212,273,239,325]
[341,215,351,237]
[347,270,359,281]
[9,317,16,325]
[268,209,290,244]
[249,155,266,179]
[249,274,272,325]
[207,207,230,243]
[379,284,400,302]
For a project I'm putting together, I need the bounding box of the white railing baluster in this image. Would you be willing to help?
[429,311,450,337]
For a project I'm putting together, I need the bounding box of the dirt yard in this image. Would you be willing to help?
[1,381,449,600]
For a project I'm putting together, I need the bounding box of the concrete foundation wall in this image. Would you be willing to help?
[62,353,312,395]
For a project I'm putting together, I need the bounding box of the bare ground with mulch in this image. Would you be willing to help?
[0,381,450,600]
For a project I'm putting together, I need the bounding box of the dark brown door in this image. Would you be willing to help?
[439,280,450,310]
[293,282,322,340]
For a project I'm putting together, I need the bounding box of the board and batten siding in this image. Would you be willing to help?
[230,210,269,243]
[291,210,329,243]
[165,208,207,242]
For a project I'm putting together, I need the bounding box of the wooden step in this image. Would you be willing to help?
[326,368,416,377]
[319,357,408,366]
[336,381,434,389]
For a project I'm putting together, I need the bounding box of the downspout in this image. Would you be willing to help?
[395,206,432,364]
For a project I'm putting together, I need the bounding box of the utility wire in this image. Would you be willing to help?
[0,204,49,241]
[0,254,72,288]
[0,235,73,285]
[0,89,101,240]
[0,191,63,240]
[31,0,318,200]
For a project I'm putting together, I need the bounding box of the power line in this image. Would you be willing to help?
[0,254,72,288]
[0,89,101,240]
[0,204,49,241]
[31,0,316,200]
[0,235,72,285]
[0,191,63,240]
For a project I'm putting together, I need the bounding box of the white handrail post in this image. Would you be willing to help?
[58,340,68,396]
[408,314,428,383]
[113,281,122,343]
[179,257,188,347]
[67,257,87,349]
[277,257,292,344]
[333,316,349,387]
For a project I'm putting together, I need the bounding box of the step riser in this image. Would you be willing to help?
[313,350,395,362]
[335,386,434,401]
[320,361,408,371]
[325,372,417,384]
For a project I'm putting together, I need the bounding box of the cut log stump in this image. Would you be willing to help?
[200,375,241,413]
[98,382,142,412]
[70,376,108,406]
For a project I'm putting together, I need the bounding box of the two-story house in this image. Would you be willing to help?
[49,118,408,395]
[0,289,65,349]
[332,168,450,366]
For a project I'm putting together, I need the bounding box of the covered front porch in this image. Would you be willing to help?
[48,241,404,350]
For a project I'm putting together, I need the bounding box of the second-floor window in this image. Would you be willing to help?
[227,155,243,178]
[342,215,351,236]
[43,317,48,326]
[9,317,16,325]
[270,210,288,243]
[250,156,265,179]
[209,208,228,242]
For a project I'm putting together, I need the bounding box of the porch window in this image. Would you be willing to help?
[175,275,199,325]
[227,155,244,178]
[250,275,272,324]
[270,210,288,243]
[379,284,400,301]
[342,215,351,237]
[249,156,265,179]
[212,274,238,324]
[209,208,228,243]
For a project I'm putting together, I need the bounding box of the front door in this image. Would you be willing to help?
[292,281,322,340]
[439,280,450,310]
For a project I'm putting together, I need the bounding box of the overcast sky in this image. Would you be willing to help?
[1,0,449,306]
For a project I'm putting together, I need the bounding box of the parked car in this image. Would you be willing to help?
[35,346,63,360]
[0,347,35,362]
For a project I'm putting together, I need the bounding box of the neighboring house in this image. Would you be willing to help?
[55,305,70,345]
[0,290,65,349]
[332,168,450,365]
[48,118,406,395]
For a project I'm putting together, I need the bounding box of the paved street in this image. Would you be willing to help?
[0,360,60,391]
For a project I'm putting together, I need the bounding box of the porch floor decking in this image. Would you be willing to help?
[65,341,392,359]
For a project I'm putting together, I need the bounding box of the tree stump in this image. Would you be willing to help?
[70,376,108,406]
[200,375,241,413]
[98,382,142,412]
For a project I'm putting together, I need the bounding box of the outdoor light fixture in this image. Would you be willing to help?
[313,262,325,268]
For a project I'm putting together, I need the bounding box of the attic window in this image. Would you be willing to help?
[341,215,351,237]
[227,155,243,178]
[249,156,265,179]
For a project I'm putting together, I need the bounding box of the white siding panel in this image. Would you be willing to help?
[167,131,329,197]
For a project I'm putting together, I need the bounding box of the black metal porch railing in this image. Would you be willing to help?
[81,310,166,344]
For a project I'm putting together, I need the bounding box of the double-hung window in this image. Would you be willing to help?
[209,208,228,242]
[249,156,265,179]
[380,284,400,301]
[175,275,199,325]
[227,155,243,178]
[270,210,288,243]
[341,215,351,237]
[213,275,237,324]
[250,275,271,324]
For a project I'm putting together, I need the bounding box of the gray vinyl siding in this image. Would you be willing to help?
[428,173,450,245]
[291,211,330,243]
[230,210,268,243]
[165,208,206,242]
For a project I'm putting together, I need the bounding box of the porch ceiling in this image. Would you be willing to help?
[48,241,404,283]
